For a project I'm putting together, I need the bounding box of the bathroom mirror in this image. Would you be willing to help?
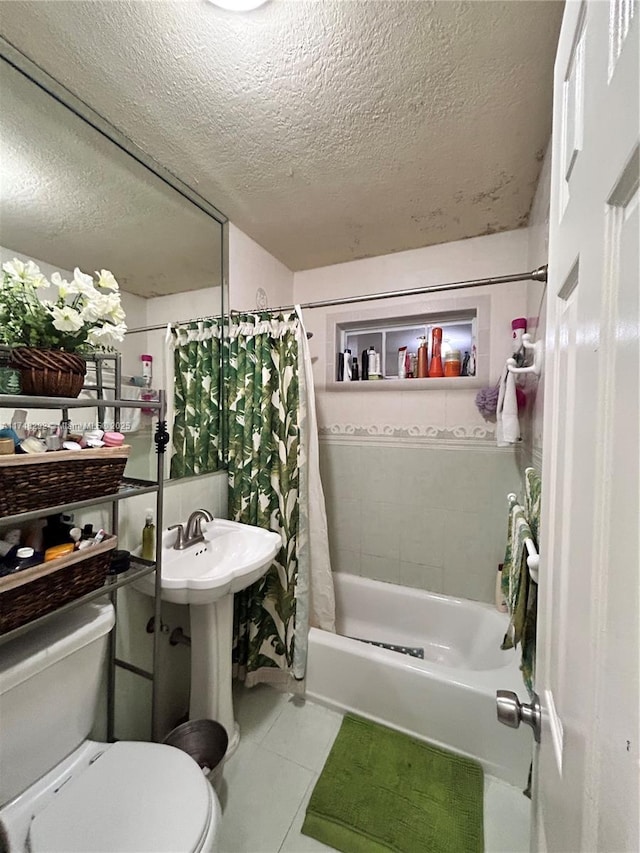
[0,48,227,479]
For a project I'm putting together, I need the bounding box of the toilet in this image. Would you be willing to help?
[0,601,221,852]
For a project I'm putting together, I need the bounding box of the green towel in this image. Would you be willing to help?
[501,468,541,696]
[524,467,541,544]
[501,499,533,649]
[302,715,484,853]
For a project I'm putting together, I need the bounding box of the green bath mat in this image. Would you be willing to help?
[302,715,484,853]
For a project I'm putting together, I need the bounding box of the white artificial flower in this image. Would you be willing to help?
[51,271,80,300]
[2,258,49,289]
[49,305,84,333]
[73,267,99,298]
[80,295,107,324]
[87,321,127,348]
[80,292,117,324]
[95,269,119,291]
[100,292,126,324]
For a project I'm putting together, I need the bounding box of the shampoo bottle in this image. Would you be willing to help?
[416,336,428,378]
[142,509,155,561]
[428,327,444,377]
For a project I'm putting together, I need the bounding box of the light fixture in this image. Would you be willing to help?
[207,0,269,10]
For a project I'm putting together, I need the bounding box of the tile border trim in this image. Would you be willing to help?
[318,423,519,451]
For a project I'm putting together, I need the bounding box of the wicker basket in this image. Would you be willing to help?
[9,347,86,398]
[0,534,117,634]
[0,446,131,518]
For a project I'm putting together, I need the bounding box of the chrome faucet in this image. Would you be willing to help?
[168,509,214,551]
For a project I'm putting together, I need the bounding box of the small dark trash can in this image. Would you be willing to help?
[163,719,228,792]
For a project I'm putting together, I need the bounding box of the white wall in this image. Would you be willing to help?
[228,222,294,311]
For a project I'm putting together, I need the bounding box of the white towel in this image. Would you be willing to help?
[496,364,520,446]
[118,385,142,434]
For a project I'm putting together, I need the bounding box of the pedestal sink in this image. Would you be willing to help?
[134,519,280,756]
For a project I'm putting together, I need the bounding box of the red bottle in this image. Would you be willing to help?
[428,327,444,377]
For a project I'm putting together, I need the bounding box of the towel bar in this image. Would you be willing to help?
[507,492,540,583]
[507,333,543,377]
[524,538,539,583]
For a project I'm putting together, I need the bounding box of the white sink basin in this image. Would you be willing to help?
[134,517,280,756]
[134,518,281,605]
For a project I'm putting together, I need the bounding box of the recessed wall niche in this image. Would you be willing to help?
[326,294,491,391]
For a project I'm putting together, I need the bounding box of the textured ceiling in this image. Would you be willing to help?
[0,0,563,273]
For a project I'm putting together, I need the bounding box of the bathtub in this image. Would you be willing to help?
[306,574,531,785]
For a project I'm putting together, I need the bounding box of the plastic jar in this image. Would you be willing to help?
[444,350,462,377]
[15,547,41,571]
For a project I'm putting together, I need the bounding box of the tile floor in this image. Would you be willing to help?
[217,683,531,853]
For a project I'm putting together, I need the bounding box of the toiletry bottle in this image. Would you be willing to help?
[416,336,428,378]
[398,346,408,380]
[343,349,352,382]
[44,543,75,562]
[361,349,369,381]
[368,347,381,379]
[141,354,153,387]
[468,344,477,376]
[511,318,527,355]
[444,350,462,377]
[14,547,41,571]
[428,327,444,377]
[142,509,155,561]
[352,357,359,381]
[461,351,470,376]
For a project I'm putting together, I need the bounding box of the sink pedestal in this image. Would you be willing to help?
[189,596,240,757]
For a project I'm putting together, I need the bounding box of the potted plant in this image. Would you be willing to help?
[0,258,127,397]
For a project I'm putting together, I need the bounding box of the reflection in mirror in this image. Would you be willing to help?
[0,56,226,479]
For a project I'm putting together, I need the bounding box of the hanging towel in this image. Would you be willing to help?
[501,500,536,694]
[501,498,533,652]
[118,385,142,434]
[524,466,542,544]
[496,364,520,446]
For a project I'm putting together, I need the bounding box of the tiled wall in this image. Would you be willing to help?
[319,438,520,603]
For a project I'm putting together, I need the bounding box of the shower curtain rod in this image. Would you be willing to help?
[125,265,548,335]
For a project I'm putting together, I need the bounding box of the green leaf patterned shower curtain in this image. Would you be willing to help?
[225,312,303,686]
[170,319,222,478]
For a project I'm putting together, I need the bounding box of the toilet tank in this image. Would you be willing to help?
[0,601,115,805]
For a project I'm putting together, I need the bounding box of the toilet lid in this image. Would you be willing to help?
[29,741,213,853]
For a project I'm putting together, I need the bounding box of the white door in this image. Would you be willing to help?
[534,1,639,851]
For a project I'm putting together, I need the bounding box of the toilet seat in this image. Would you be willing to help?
[28,741,216,853]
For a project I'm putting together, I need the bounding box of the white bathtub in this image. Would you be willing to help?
[306,574,531,786]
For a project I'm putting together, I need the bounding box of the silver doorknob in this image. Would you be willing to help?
[496,690,542,743]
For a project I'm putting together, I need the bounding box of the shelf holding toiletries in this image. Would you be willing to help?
[0,532,118,633]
